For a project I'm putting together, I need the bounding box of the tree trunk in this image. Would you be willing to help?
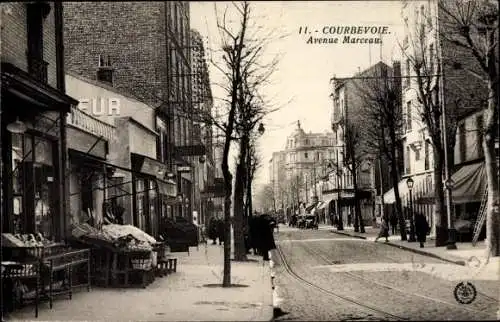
[433,148,448,247]
[233,137,248,261]
[390,148,407,241]
[222,146,233,286]
[484,78,499,257]
[352,155,365,233]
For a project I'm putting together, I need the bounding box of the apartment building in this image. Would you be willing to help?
[63,2,205,225]
[1,2,78,240]
[328,62,398,226]
[190,29,216,226]
[390,0,490,237]
[269,121,337,216]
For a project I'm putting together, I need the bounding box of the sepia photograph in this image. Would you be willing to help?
[0,0,499,320]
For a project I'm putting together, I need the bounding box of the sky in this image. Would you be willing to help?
[190,1,405,191]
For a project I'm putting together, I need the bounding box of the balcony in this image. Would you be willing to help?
[27,54,48,84]
[66,106,116,142]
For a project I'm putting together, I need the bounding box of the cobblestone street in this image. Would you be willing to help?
[271,226,499,321]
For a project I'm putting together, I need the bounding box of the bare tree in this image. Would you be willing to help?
[210,1,251,286]
[343,122,366,233]
[354,63,407,240]
[438,0,499,256]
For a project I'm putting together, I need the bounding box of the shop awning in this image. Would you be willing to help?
[1,62,78,113]
[383,175,429,204]
[318,196,335,209]
[131,153,170,178]
[418,162,486,204]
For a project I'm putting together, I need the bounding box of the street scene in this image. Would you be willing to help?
[1,0,499,321]
[271,226,499,321]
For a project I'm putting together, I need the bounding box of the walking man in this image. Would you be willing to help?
[390,210,398,235]
[375,216,389,243]
[415,213,430,248]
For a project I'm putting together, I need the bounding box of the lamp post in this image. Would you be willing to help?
[445,178,457,250]
[407,177,416,242]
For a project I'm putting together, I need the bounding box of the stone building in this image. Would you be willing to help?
[269,121,337,216]
[386,0,491,240]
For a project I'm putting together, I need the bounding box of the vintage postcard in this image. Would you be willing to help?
[1,0,498,321]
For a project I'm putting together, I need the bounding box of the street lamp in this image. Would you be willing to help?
[258,123,265,135]
[6,117,27,134]
[445,178,457,250]
[406,177,416,242]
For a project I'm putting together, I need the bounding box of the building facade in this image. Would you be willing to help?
[64,73,177,238]
[63,1,205,227]
[388,0,491,238]
[328,62,400,226]
[190,29,215,227]
[269,121,337,216]
[1,2,78,240]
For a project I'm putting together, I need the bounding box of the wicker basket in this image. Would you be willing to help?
[131,258,152,270]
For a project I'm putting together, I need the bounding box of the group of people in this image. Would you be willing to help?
[375,211,430,248]
[207,217,225,245]
[207,214,277,261]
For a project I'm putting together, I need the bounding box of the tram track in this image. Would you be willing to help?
[275,242,408,321]
[302,243,496,319]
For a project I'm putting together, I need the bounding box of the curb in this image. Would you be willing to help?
[331,230,367,240]
[331,230,466,266]
[269,251,286,320]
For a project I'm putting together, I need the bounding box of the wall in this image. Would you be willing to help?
[63,2,166,107]
[129,121,157,159]
[65,74,156,131]
[1,2,58,88]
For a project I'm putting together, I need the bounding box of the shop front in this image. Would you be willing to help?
[1,62,78,241]
[131,153,177,238]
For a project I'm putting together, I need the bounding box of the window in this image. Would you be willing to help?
[477,115,484,158]
[424,140,430,170]
[405,59,411,87]
[27,3,48,83]
[415,149,421,161]
[305,152,308,159]
[459,121,467,162]
[405,146,411,174]
[305,139,310,145]
[406,101,412,131]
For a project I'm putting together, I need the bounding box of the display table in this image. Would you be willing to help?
[1,238,91,316]
[1,260,42,318]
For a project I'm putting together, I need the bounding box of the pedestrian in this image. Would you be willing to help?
[390,210,398,235]
[347,212,352,227]
[208,217,218,245]
[415,213,430,248]
[216,218,225,245]
[375,215,389,243]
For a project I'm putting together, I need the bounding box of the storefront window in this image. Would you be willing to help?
[33,137,54,239]
[148,180,157,237]
[9,133,56,239]
[136,178,145,231]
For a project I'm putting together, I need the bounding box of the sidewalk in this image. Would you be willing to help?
[5,245,274,321]
[331,226,500,281]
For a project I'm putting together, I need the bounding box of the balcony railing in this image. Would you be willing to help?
[27,54,48,84]
[66,106,116,142]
